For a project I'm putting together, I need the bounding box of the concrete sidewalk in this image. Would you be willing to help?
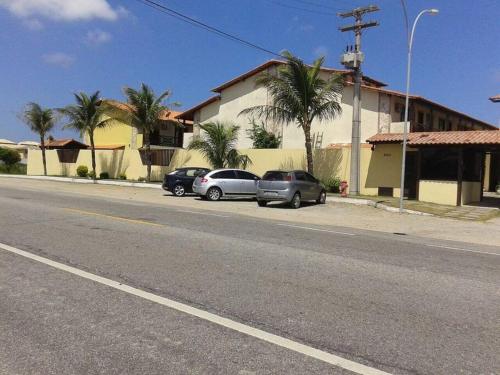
[1,176,499,247]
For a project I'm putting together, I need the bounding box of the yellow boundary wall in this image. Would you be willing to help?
[27,144,403,196]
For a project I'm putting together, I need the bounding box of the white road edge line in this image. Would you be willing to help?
[0,242,389,375]
[277,223,355,236]
[425,244,499,256]
[175,209,231,218]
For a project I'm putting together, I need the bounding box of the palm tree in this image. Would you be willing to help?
[58,91,113,181]
[239,51,343,175]
[188,121,250,169]
[122,83,172,182]
[21,103,56,176]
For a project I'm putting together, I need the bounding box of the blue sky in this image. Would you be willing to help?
[0,0,498,142]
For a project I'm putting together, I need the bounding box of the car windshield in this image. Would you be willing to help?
[262,171,289,181]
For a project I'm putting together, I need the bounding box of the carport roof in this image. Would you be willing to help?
[367,130,500,146]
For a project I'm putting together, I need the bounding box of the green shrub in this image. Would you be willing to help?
[0,147,21,172]
[137,177,146,182]
[322,176,341,193]
[0,163,26,175]
[246,119,281,149]
[119,173,127,180]
[88,170,96,179]
[99,172,110,180]
[76,165,88,177]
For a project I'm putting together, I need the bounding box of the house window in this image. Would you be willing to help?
[425,113,432,130]
[420,148,458,180]
[139,149,175,166]
[438,118,446,131]
[463,149,482,181]
[57,149,80,163]
[417,111,424,125]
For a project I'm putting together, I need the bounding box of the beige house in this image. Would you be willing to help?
[177,60,495,149]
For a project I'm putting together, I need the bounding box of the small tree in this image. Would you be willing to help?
[246,119,281,149]
[21,103,56,176]
[0,147,21,172]
[188,121,250,169]
[240,51,343,174]
[58,91,113,181]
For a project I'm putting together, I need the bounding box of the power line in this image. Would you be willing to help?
[134,0,282,58]
[288,0,342,12]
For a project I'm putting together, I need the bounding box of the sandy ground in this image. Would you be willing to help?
[2,177,499,247]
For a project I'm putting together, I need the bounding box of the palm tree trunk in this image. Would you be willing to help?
[90,132,97,183]
[40,136,47,176]
[304,125,314,175]
[145,130,152,182]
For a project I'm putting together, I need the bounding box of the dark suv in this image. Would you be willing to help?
[162,167,210,196]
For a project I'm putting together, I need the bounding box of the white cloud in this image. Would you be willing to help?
[42,52,75,68]
[0,0,124,22]
[314,46,329,58]
[85,29,112,45]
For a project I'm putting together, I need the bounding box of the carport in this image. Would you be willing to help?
[367,130,500,206]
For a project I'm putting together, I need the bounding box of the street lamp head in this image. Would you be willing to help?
[428,9,439,15]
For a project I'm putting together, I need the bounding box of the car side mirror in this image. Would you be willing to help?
[254,176,260,180]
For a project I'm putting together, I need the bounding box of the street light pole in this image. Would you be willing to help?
[399,8,439,213]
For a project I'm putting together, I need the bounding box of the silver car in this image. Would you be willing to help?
[192,169,261,201]
[256,170,327,209]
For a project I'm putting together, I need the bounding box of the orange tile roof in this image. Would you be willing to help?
[101,100,187,123]
[366,130,500,146]
[45,139,88,148]
[93,144,125,150]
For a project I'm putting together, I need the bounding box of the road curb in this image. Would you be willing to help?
[327,196,433,216]
[0,174,162,189]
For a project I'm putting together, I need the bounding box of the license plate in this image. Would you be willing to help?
[265,191,278,196]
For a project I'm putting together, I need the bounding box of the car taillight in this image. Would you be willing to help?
[285,175,292,181]
[200,178,208,183]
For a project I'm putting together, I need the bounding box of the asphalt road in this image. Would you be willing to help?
[0,181,499,374]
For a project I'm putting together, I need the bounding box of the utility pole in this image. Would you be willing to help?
[338,6,379,195]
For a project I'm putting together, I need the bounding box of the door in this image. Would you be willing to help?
[294,171,313,200]
[305,172,321,200]
[236,170,260,195]
[211,170,238,195]
[404,152,418,199]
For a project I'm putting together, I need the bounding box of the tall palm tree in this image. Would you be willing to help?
[58,91,113,181]
[122,83,172,182]
[21,103,56,176]
[188,121,250,169]
[240,51,343,175]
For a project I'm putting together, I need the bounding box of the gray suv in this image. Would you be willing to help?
[256,170,326,209]
[192,169,261,201]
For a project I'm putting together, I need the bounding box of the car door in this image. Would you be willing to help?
[236,170,260,196]
[293,171,311,199]
[183,169,199,192]
[305,172,321,200]
[211,170,238,195]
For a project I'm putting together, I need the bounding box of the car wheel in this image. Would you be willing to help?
[290,192,301,209]
[173,184,186,197]
[316,190,326,204]
[206,187,222,201]
[257,200,267,207]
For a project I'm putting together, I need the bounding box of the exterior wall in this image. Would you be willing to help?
[418,180,458,206]
[461,181,481,205]
[84,118,135,148]
[362,143,402,197]
[192,70,384,150]
[484,153,490,191]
